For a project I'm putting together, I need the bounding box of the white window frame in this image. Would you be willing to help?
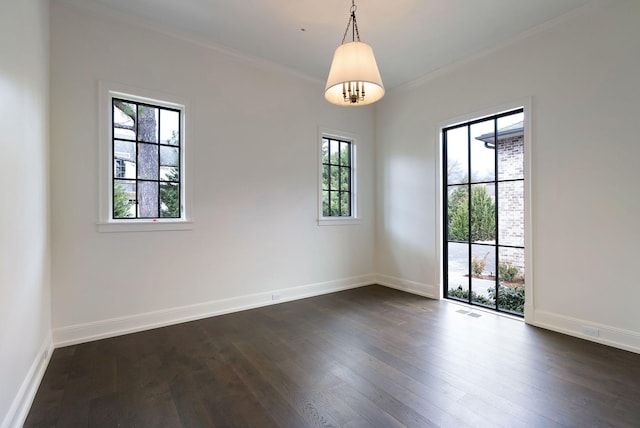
[318,127,360,226]
[98,81,192,232]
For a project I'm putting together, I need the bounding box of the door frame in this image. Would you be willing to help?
[435,98,533,323]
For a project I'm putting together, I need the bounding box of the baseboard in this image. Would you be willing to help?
[53,275,376,347]
[533,310,640,354]
[1,334,53,428]
[524,303,535,325]
[375,275,639,355]
[376,274,439,299]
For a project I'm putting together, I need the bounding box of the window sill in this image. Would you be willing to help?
[97,220,193,233]
[318,217,361,226]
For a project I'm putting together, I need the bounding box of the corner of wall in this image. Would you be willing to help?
[1,335,53,428]
[376,274,439,299]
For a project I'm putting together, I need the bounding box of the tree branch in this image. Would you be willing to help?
[114,123,135,131]
[114,100,135,121]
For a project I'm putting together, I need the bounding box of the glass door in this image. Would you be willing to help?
[443,109,525,316]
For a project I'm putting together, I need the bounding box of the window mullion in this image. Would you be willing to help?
[135,102,141,219]
[443,129,449,299]
[493,117,499,311]
[467,125,472,304]
[338,145,342,216]
[157,108,161,218]
[112,100,116,219]
[178,114,182,214]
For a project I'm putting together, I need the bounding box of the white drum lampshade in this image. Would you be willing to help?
[325,41,385,106]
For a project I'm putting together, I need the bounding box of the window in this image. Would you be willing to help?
[112,97,182,219]
[99,81,190,232]
[114,158,126,178]
[319,130,358,225]
[443,108,526,316]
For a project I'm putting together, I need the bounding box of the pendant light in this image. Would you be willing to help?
[325,0,384,106]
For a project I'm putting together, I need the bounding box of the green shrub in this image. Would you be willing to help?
[449,284,524,314]
[448,187,469,241]
[488,284,525,314]
[471,252,489,277]
[499,262,519,282]
[448,185,496,242]
[470,186,496,242]
[113,183,133,218]
[448,285,492,306]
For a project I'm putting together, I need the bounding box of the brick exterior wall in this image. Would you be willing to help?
[497,135,525,279]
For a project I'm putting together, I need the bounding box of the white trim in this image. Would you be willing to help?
[521,98,534,324]
[57,0,322,87]
[532,310,640,355]
[1,334,53,428]
[47,274,640,357]
[438,98,531,135]
[435,98,534,321]
[98,80,193,232]
[317,127,360,225]
[378,272,640,355]
[391,1,607,95]
[317,218,361,226]
[434,118,444,301]
[97,220,193,233]
[376,274,438,299]
[52,275,375,347]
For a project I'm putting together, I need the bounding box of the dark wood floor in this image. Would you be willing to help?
[26,286,640,427]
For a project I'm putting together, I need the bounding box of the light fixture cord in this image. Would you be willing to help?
[340,0,361,44]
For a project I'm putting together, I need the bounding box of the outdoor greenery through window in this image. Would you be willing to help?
[321,136,352,217]
[443,108,525,316]
[112,97,182,220]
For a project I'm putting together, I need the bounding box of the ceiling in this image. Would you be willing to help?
[60,0,595,89]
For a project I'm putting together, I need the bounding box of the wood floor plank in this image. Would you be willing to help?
[25,285,640,427]
[233,339,343,427]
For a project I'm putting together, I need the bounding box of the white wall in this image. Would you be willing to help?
[0,0,52,426]
[50,2,376,344]
[375,0,640,351]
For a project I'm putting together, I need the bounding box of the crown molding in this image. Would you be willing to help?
[53,0,323,86]
[388,0,617,96]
